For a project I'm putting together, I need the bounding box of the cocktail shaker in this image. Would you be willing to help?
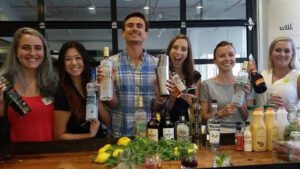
[156,54,169,96]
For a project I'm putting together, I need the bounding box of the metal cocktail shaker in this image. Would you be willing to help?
[156,54,169,96]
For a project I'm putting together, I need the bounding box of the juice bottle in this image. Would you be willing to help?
[251,107,267,151]
[264,107,279,151]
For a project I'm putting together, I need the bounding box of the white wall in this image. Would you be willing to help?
[257,0,300,70]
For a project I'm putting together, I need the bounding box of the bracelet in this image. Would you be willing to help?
[155,96,167,105]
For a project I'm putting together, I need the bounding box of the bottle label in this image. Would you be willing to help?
[255,78,264,86]
[235,134,244,151]
[209,123,220,145]
[86,93,98,121]
[147,128,159,141]
[172,74,187,93]
[244,133,252,151]
[231,84,245,107]
[176,123,189,141]
[255,128,266,148]
[163,128,175,140]
[135,110,147,137]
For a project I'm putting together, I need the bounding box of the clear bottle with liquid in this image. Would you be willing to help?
[207,100,221,147]
[100,46,113,101]
[276,107,290,140]
[134,96,147,137]
[232,61,249,107]
[86,68,99,121]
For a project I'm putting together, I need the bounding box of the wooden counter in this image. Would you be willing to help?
[0,138,299,169]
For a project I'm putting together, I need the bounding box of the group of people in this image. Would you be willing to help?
[0,11,299,143]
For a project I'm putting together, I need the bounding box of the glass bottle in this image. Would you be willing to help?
[147,106,161,141]
[0,76,31,116]
[161,104,174,140]
[232,61,249,107]
[86,67,99,121]
[248,54,267,93]
[134,96,147,137]
[175,110,190,142]
[235,122,244,151]
[207,100,221,148]
[171,72,187,97]
[191,97,202,147]
[100,46,113,101]
[244,122,252,152]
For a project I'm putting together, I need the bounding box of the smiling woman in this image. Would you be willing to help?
[0,27,58,142]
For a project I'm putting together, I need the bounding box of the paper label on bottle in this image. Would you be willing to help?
[147,129,159,141]
[176,124,189,141]
[255,78,264,86]
[254,128,266,149]
[163,128,174,140]
[209,123,220,145]
[135,110,147,137]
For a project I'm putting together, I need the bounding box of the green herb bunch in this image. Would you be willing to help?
[97,136,198,167]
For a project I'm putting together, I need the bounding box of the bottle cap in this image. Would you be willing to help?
[103,47,109,57]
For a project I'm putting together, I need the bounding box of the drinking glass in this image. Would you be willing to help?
[181,152,198,169]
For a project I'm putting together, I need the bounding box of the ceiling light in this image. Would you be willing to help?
[87,5,96,15]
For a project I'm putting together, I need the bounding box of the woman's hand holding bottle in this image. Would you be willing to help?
[89,119,100,138]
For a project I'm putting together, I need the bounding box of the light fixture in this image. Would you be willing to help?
[143,0,150,15]
[196,1,202,14]
[87,4,96,15]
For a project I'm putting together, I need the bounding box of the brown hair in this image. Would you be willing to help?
[122,12,149,32]
[213,41,236,60]
[167,34,194,87]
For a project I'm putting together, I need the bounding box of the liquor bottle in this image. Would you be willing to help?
[134,96,147,137]
[244,122,252,152]
[235,122,244,151]
[100,46,113,101]
[232,61,249,107]
[86,68,99,121]
[248,54,267,94]
[175,110,190,141]
[191,97,202,146]
[171,72,187,98]
[0,76,31,116]
[161,103,174,140]
[207,100,220,147]
[147,106,161,141]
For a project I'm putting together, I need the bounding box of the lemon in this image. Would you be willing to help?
[112,148,124,157]
[193,143,199,151]
[117,137,131,146]
[98,144,111,153]
[95,152,111,163]
[174,147,180,157]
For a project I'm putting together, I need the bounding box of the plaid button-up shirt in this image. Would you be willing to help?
[109,50,158,137]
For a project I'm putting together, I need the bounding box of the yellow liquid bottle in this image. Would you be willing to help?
[264,108,279,151]
[251,107,267,151]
